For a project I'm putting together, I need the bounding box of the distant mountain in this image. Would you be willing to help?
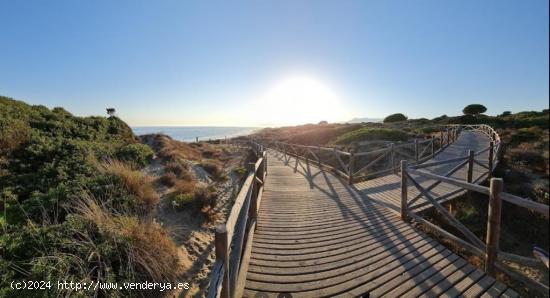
[347,117,383,123]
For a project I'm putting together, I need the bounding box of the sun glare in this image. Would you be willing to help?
[252,76,350,126]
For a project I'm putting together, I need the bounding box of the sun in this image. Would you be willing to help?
[251,76,350,126]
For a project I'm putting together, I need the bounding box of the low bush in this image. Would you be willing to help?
[172,180,197,195]
[98,160,160,212]
[510,127,542,144]
[164,161,193,180]
[159,171,178,187]
[193,185,218,211]
[115,143,154,167]
[199,159,226,181]
[170,193,195,210]
[335,128,408,144]
[169,185,217,213]
[508,148,545,168]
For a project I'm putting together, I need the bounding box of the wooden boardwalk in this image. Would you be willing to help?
[243,132,518,297]
[355,131,491,213]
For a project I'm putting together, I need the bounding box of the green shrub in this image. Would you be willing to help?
[0,96,182,295]
[432,114,448,122]
[193,185,218,210]
[170,193,194,210]
[383,113,408,123]
[510,127,542,143]
[416,126,439,134]
[115,143,154,167]
[335,128,408,144]
[233,166,247,176]
[508,148,545,167]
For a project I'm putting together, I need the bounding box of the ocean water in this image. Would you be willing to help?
[131,126,259,142]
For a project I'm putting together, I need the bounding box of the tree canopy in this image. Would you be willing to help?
[383,113,408,123]
[462,104,487,115]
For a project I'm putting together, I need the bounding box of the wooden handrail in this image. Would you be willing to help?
[256,124,501,187]
[257,124,492,184]
[401,157,549,293]
[207,143,267,298]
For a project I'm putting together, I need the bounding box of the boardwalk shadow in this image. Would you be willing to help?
[267,149,457,295]
[252,132,496,295]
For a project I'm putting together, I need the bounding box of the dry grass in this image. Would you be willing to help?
[164,161,194,180]
[158,172,178,187]
[158,137,201,162]
[71,194,183,288]
[97,159,160,212]
[172,179,197,195]
[199,159,226,181]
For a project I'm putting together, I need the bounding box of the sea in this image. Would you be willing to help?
[131,126,260,142]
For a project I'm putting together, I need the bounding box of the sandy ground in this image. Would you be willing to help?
[143,145,248,297]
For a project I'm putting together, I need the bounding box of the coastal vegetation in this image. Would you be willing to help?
[383,112,408,123]
[0,96,249,296]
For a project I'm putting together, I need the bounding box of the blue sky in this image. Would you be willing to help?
[1,0,548,126]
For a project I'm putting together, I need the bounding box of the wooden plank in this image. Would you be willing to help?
[233,219,256,298]
[242,130,515,298]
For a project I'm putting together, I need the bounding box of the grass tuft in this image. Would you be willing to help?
[97,159,160,212]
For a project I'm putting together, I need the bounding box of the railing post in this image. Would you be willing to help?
[263,151,267,177]
[430,136,435,158]
[390,143,396,174]
[466,150,474,199]
[317,145,322,166]
[485,178,503,276]
[400,160,408,221]
[446,129,450,146]
[414,139,419,163]
[215,225,230,298]
[348,149,355,185]
[488,141,494,179]
[440,131,444,149]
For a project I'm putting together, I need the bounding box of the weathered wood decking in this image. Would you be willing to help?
[355,131,491,213]
[243,132,518,297]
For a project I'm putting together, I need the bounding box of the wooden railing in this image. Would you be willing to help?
[207,141,267,298]
[263,125,462,184]
[400,126,549,293]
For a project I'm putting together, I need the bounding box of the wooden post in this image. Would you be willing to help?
[488,141,494,179]
[414,139,419,163]
[348,149,355,185]
[440,131,444,149]
[318,145,322,166]
[263,151,267,177]
[390,143,396,174]
[430,136,435,158]
[215,225,230,298]
[401,160,408,221]
[485,178,503,276]
[446,129,450,146]
[466,150,474,199]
